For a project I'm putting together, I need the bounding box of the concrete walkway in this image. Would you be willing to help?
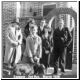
[2,64,78,78]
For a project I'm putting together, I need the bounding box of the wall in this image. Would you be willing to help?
[2,2,17,56]
[2,1,78,64]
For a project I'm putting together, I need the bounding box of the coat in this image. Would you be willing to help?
[4,25,18,64]
[23,34,42,63]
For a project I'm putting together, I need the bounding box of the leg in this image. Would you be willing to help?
[53,53,59,74]
[59,50,65,72]
[14,46,22,64]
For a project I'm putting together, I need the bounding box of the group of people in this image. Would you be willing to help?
[4,18,72,75]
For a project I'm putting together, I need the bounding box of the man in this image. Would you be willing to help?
[22,23,42,65]
[4,22,18,68]
[53,19,72,75]
[38,19,46,38]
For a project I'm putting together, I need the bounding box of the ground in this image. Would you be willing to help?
[2,63,77,78]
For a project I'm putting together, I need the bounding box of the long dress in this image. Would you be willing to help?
[40,35,50,68]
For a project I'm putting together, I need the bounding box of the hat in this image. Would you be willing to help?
[11,21,20,25]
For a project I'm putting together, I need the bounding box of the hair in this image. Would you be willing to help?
[25,19,35,31]
[29,24,38,29]
[28,18,35,24]
[11,21,20,26]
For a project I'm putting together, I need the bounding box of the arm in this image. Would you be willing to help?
[64,28,72,47]
[6,27,18,46]
[18,29,23,45]
[37,37,42,58]
[39,38,42,58]
[67,28,72,47]
[53,29,57,40]
[34,37,42,63]
[26,37,33,58]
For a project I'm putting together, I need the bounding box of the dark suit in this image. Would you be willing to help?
[38,26,44,38]
[53,27,72,74]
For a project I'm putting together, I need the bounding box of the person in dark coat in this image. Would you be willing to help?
[52,19,72,75]
[38,19,46,38]
[40,25,51,69]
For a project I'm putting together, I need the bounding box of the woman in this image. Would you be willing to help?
[24,18,36,38]
[22,18,36,59]
[40,25,51,69]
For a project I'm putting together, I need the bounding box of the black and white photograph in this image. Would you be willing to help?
[1,0,79,79]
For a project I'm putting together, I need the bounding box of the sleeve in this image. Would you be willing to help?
[18,29,23,44]
[25,37,33,58]
[67,28,72,46]
[6,27,18,45]
[53,30,57,41]
[37,37,42,58]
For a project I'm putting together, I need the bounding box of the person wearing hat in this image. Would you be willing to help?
[40,25,51,70]
[4,22,19,68]
[22,23,42,65]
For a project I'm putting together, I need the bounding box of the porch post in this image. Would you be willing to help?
[16,2,21,22]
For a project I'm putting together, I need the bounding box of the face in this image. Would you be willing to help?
[40,20,46,27]
[15,24,20,30]
[30,25,37,35]
[59,19,64,30]
[11,23,19,29]
[32,19,35,24]
[11,23,15,27]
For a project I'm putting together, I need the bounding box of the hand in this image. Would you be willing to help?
[30,57,34,64]
[45,50,49,54]
[34,56,40,63]
[15,42,19,46]
[61,37,64,41]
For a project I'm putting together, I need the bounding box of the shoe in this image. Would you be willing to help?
[44,68,47,74]
[52,72,58,75]
[61,69,65,72]
[61,71,65,75]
